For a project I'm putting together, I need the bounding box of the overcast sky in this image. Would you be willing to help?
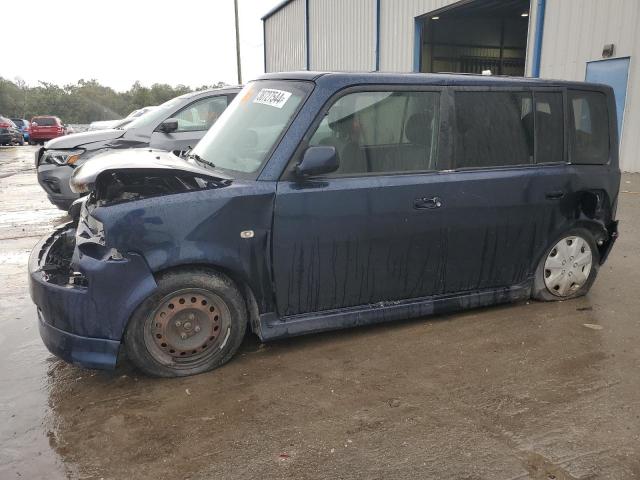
[3,0,281,91]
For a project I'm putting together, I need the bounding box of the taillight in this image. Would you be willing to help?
[0,123,10,128]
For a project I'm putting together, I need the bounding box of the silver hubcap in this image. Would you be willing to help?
[544,235,592,297]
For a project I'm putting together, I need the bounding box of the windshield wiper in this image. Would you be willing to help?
[187,152,215,169]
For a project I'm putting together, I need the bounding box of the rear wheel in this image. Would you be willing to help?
[124,269,247,377]
[532,228,599,301]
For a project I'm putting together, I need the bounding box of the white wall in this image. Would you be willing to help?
[264,0,306,72]
[378,0,458,71]
[539,0,639,172]
[308,0,376,71]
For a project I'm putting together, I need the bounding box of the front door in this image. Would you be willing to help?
[273,89,448,316]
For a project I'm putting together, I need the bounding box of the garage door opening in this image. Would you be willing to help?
[418,0,531,76]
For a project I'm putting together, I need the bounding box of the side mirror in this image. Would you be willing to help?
[158,118,179,133]
[295,146,339,177]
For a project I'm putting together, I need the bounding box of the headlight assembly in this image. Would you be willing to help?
[42,149,85,166]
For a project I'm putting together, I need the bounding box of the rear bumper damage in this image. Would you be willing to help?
[599,220,619,264]
[28,223,157,369]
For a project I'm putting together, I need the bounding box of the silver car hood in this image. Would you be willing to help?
[45,129,125,149]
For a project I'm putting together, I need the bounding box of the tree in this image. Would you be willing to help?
[0,78,228,123]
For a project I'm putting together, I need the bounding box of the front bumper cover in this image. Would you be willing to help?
[29,223,157,369]
[36,163,79,210]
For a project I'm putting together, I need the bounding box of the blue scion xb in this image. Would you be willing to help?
[28,72,621,377]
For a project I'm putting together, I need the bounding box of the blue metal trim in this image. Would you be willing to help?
[531,0,546,77]
[413,18,423,73]
[305,0,310,70]
[375,0,381,71]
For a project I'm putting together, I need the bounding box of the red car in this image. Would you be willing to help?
[30,116,66,144]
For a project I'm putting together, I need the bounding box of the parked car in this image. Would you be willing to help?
[0,116,23,145]
[11,118,31,142]
[29,72,620,377]
[36,89,237,210]
[30,116,66,144]
[88,106,158,131]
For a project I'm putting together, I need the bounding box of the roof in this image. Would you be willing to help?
[256,71,612,90]
[261,0,296,21]
[179,85,243,99]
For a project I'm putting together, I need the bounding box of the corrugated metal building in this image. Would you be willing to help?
[262,0,639,172]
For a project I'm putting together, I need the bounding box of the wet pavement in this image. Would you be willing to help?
[0,145,639,479]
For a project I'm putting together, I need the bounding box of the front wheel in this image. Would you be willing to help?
[124,269,247,377]
[532,228,600,301]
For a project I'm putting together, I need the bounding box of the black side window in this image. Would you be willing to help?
[534,92,564,164]
[308,91,440,176]
[569,90,610,165]
[454,91,534,168]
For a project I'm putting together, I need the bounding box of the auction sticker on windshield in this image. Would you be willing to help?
[253,89,292,109]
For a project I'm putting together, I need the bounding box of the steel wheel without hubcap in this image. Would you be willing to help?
[543,235,593,297]
[144,288,231,368]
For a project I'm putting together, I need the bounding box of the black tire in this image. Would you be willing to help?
[124,268,247,377]
[532,228,600,302]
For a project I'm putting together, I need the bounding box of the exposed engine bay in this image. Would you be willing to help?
[92,169,231,206]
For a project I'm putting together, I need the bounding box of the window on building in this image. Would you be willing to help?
[535,92,564,164]
[569,90,610,165]
[454,91,534,169]
[308,91,440,175]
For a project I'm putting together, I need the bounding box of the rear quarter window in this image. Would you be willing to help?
[568,90,610,165]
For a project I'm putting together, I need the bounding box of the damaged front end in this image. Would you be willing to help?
[90,168,231,206]
[30,148,237,369]
[29,218,158,369]
[30,152,228,365]
[70,147,231,206]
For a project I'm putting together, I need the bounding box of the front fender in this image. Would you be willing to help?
[92,181,277,312]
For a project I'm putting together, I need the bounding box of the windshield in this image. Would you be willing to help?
[123,96,185,130]
[191,81,312,178]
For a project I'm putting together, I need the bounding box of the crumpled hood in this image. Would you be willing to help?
[70,148,230,193]
[45,128,125,149]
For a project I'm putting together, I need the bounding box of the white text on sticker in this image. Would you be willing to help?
[253,89,292,109]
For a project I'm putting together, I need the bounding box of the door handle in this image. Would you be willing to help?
[545,191,565,200]
[414,196,442,209]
